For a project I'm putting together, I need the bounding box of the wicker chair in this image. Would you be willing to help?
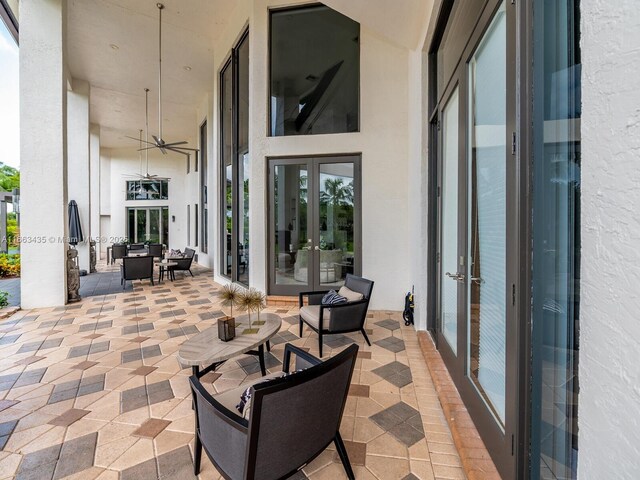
[299,274,374,357]
[120,255,154,290]
[168,247,196,277]
[111,244,127,265]
[147,243,163,260]
[189,343,358,480]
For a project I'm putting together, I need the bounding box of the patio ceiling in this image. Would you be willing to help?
[66,0,238,148]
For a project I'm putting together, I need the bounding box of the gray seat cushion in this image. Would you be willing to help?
[214,371,283,418]
[299,305,331,330]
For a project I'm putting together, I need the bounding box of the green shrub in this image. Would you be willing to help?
[0,291,8,308]
[0,254,20,277]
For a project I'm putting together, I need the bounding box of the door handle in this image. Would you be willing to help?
[302,246,312,251]
[445,272,465,282]
[470,277,484,284]
[314,246,320,251]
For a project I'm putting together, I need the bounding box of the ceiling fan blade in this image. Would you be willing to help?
[152,134,165,146]
[137,146,158,152]
[161,141,188,147]
[168,146,200,152]
[125,135,155,145]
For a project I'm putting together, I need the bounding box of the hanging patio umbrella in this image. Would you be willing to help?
[68,200,83,246]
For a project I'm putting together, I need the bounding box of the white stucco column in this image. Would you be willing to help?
[67,78,91,272]
[89,124,100,255]
[579,0,640,478]
[19,0,68,308]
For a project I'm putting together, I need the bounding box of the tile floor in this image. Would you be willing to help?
[0,265,465,480]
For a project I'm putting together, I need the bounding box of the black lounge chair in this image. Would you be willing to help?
[111,244,127,265]
[148,243,163,260]
[168,247,195,277]
[120,255,154,290]
[299,273,374,357]
[189,343,358,480]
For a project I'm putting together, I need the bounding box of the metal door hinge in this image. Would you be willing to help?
[512,284,516,306]
[511,132,517,155]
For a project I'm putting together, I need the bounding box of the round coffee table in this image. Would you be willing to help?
[177,312,282,378]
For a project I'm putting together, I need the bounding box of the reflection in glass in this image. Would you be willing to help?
[530,1,581,478]
[237,35,250,285]
[149,209,160,244]
[441,87,459,355]
[467,2,507,424]
[126,180,169,200]
[221,60,233,277]
[274,164,308,286]
[318,163,354,288]
[270,5,359,136]
[136,209,147,243]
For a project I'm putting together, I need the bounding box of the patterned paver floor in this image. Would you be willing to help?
[0,263,465,479]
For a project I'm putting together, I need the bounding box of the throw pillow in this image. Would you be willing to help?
[322,290,348,305]
[236,369,305,419]
[338,286,364,302]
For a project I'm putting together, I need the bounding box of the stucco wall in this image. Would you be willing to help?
[106,147,188,252]
[579,1,640,478]
[211,0,411,310]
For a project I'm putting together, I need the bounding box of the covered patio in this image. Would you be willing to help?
[0,270,463,479]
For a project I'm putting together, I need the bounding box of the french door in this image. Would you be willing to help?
[127,207,169,245]
[435,1,519,478]
[268,155,361,296]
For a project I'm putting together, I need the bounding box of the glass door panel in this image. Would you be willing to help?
[149,209,160,244]
[467,2,507,424]
[317,162,355,288]
[441,87,460,355]
[273,163,310,289]
[136,209,147,243]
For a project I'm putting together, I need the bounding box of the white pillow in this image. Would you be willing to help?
[338,286,364,302]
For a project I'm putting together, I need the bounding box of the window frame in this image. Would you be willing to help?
[267,3,361,137]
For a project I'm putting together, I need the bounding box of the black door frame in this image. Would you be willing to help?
[267,154,362,296]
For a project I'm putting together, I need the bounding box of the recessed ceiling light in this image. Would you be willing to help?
[110,44,119,50]
[183,66,192,71]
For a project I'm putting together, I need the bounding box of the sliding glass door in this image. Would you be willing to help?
[268,156,360,296]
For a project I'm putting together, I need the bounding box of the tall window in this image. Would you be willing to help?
[220,29,250,285]
[530,1,581,478]
[187,204,190,245]
[194,204,199,248]
[269,5,359,136]
[200,121,208,253]
[126,180,168,200]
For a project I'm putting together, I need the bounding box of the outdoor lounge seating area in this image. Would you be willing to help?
[0,267,464,479]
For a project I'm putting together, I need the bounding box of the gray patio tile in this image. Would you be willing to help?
[157,445,195,479]
[236,352,281,375]
[375,318,401,330]
[187,298,210,306]
[121,457,158,480]
[374,336,406,353]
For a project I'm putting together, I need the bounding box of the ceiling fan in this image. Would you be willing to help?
[135,3,199,157]
[124,88,171,181]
